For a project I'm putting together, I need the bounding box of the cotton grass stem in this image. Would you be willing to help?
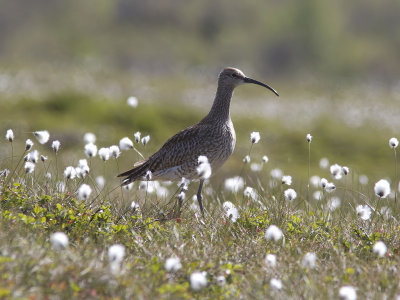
[115,158,125,203]
[239,143,254,182]
[394,148,397,205]
[10,142,14,172]
[308,140,311,199]
[4,149,27,187]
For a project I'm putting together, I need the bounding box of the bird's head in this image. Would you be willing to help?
[218,67,279,96]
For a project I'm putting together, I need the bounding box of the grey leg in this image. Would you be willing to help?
[197,179,205,217]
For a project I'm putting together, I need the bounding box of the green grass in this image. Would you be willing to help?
[0,115,400,298]
[0,90,399,298]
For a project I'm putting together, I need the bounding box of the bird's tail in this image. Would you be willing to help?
[117,161,150,186]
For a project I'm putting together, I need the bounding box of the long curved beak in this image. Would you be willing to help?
[244,77,279,97]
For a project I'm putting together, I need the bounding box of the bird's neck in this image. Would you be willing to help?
[205,84,234,123]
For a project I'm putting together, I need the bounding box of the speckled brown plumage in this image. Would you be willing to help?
[118,67,278,217]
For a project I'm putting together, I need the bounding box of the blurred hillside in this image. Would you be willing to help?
[1,0,400,183]
[1,0,400,81]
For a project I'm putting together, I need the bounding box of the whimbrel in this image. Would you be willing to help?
[118,67,278,217]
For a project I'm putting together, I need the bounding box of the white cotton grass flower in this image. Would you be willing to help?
[64,166,77,180]
[123,182,134,190]
[165,257,182,273]
[196,156,212,179]
[75,167,85,179]
[373,241,387,257]
[224,176,244,193]
[98,147,110,161]
[313,190,323,201]
[109,145,121,158]
[359,174,368,185]
[45,172,51,179]
[339,286,357,300]
[310,175,321,188]
[216,276,226,286]
[157,186,169,198]
[250,163,263,172]
[25,150,39,163]
[139,181,161,193]
[325,182,336,193]
[282,175,292,185]
[243,155,250,163]
[327,197,341,211]
[284,188,297,202]
[141,135,150,146]
[84,143,97,158]
[145,170,152,180]
[265,254,277,267]
[25,139,34,151]
[262,155,269,163]
[265,225,283,242]
[177,191,186,203]
[51,140,61,153]
[374,179,391,198]
[178,177,190,190]
[96,176,105,189]
[389,137,399,149]
[270,168,283,179]
[342,166,350,176]
[83,132,96,144]
[120,137,133,151]
[24,162,35,174]
[270,278,283,290]
[190,271,207,291]
[356,205,371,221]
[131,200,139,211]
[134,131,141,143]
[319,157,329,169]
[320,178,328,188]
[127,96,138,107]
[5,129,14,142]
[108,244,125,274]
[222,201,235,212]
[226,206,239,222]
[78,159,90,175]
[250,131,260,144]
[108,244,125,263]
[33,130,50,144]
[306,133,312,143]
[222,201,239,222]
[50,232,69,250]
[31,150,39,163]
[330,164,343,180]
[0,169,10,178]
[78,184,92,201]
[301,252,317,269]
[244,186,257,200]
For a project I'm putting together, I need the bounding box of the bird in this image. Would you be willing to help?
[118,67,278,217]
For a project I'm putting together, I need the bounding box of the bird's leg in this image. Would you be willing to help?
[197,179,205,218]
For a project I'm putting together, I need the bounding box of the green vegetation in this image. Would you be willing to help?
[0,143,400,298]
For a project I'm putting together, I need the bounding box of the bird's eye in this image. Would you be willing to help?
[231,73,239,79]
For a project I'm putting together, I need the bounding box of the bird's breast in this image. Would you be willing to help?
[206,120,236,172]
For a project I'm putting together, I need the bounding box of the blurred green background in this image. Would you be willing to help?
[1,0,400,185]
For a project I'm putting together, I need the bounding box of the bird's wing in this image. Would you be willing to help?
[147,123,218,173]
[118,123,220,183]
